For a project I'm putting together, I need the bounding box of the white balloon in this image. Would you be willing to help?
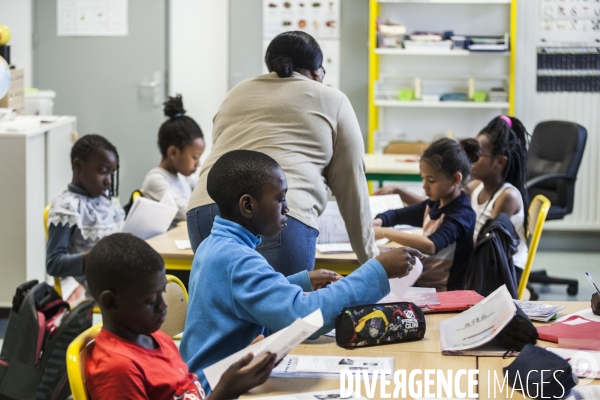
[0,56,11,99]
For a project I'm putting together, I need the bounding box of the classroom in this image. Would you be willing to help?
[1,0,600,399]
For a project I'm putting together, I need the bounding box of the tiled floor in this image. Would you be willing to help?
[1,250,600,350]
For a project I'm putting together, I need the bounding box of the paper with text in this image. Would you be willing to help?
[204,309,324,389]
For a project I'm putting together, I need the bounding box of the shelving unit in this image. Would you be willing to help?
[368,0,517,153]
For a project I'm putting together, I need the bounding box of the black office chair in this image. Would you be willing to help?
[526,121,587,298]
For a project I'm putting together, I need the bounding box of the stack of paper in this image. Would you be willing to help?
[439,285,517,356]
[271,355,394,379]
[513,300,565,322]
[203,310,324,389]
[250,390,366,400]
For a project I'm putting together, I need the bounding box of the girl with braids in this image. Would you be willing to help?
[142,94,205,224]
[46,134,125,282]
[373,138,479,291]
[467,115,530,273]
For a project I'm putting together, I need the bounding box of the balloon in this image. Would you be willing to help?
[0,56,10,99]
[0,25,11,46]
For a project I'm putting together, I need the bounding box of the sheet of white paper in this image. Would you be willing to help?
[174,240,191,250]
[271,355,393,379]
[121,196,178,240]
[439,285,516,353]
[546,347,600,379]
[316,239,388,254]
[564,317,592,326]
[251,390,366,400]
[317,195,404,244]
[204,309,324,389]
[378,259,426,303]
[556,308,600,323]
[160,191,177,208]
[57,0,128,36]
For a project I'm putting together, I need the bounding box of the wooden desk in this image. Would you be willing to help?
[146,222,400,275]
[364,154,421,183]
[243,301,593,399]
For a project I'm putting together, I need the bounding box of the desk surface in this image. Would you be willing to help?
[364,154,421,175]
[243,301,594,399]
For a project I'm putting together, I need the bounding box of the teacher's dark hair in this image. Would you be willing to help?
[265,31,323,78]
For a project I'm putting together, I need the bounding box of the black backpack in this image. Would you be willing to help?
[0,280,93,400]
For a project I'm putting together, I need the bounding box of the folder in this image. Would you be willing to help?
[537,316,600,343]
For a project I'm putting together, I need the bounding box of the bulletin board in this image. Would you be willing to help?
[262,0,341,89]
[540,0,600,45]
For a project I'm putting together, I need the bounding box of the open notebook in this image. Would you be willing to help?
[121,192,178,240]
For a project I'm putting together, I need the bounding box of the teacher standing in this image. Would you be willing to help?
[186,31,378,276]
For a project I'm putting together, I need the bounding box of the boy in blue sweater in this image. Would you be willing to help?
[180,150,423,393]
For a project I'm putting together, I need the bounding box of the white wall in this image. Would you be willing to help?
[0,0,32,88]
[514,1,600,231]
[169,0,229,159]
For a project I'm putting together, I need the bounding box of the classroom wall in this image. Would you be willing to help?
[514,1,600,231]
[169,0,229,158]
[0,0,32,88]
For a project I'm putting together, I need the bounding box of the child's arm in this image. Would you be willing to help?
[208,353,276,400]
[374,228,437,255]
[46,224,85,277]
[375,201,427,228]
[490,187,522,219]
[373,185,426,206]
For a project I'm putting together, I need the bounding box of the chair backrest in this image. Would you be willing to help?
[123,189,143,216]
[384,141,429,156]
[161,275,188,339]
[66,323,102,400]
[527,121,587,218]
[517,195,551,300]
[44,204,64,298]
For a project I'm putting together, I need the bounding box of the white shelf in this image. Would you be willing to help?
[375,100,510,109]
[375,48,510,56]
[377,0,511,3]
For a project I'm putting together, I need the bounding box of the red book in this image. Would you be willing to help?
[421,290,484,313]
[537,316,600,343]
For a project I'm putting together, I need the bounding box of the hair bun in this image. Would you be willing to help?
[163,94,186,119]
[460,137,481,163]
[270,55,294,78]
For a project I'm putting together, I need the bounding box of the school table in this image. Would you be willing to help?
[241,302,596,399]
[145,222,402,276]
[364,154,421,183]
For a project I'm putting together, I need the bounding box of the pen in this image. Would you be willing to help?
[585,272,600,295]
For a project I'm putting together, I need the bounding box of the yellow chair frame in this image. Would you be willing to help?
[66,323,102,400]
[162,274,188,340]
[517,195,551,300]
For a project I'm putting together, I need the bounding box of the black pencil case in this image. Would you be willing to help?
[335,302,426,348]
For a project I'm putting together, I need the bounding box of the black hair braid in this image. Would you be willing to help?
[158,95,204,158]
[70,134,120,197]
[479,116,531,239]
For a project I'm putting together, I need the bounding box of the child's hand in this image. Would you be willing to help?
[593,293,600,316]
[372,218,383,227]
[376,247,423,279]
[308,269,342,290]
[210,352,277,400]
[373,186,400,196]
[373,226,388,240]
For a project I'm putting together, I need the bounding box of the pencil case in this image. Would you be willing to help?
[335,302,426,348]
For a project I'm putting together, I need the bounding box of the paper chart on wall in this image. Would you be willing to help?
[539,0,600,45]
[57,0,128,37]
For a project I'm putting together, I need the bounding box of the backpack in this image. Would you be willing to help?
[0,280,93,400]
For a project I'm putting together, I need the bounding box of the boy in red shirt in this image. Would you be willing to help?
[84,233,276,399]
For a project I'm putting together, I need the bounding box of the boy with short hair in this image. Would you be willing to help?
[84,233,276,400]
[180,150,423,392]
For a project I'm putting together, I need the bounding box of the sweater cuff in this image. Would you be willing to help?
[363,258,390,295]
[286,271,312,292]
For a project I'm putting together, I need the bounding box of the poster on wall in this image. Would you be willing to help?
[540,0,600,45]
[537,47,600,92]
[57,0,128,36]
[262,0,341,89]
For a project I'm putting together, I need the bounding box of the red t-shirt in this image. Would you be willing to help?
[86,329,205,400]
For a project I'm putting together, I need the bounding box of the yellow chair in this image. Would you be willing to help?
[161,275,188,339]
[517,195,551,300]
[66,323,102,400]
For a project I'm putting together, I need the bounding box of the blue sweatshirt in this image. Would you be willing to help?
[376,192,475,291]
[180,216,390,392]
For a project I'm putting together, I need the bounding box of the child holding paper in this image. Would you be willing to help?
[84,233,276,400]
[180,149,423,393]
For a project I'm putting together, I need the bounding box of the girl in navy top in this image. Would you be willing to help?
[373,138,479,291]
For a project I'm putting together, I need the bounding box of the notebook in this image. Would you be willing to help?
[121,192,178,240]
[421,290,484,313]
